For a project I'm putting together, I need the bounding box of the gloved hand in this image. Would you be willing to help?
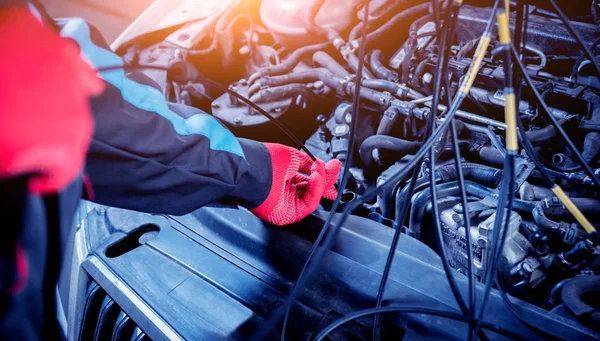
[0,7,104,194]
[250,143,342,226]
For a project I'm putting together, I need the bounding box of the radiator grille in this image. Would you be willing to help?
[79,281,151,341]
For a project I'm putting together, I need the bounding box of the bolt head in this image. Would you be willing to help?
[295,95,307,109]
[316,114,327,125]
[178,33,190,41]
[239,45,250,55]
[234,117,243,125]
[452,213,462,224]
[422,73,433,85]
[211,102,220,108]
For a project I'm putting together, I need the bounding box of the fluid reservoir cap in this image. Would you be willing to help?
[260,0,361,50]
[332,124,350,137]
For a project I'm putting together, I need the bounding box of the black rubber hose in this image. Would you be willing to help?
[549,278,571,306]
[544,198,600,218]
[361,79,403,96]
[312,51,349,77]
[435,163,502,186]
[247,42,330,84]
[349,21,366,43]
[401,13,435,82]
[346,53,377,79]
[248,68,337,97]
[394,163,501,222]
[377,106,401,136]
[249,84,312,103]
[477,146,503,167]
[370,50,399,82]
[349,0,419,41]
[408,181,492,237]
[359,135,422,168]
[532,202,561,231]
[354,86,389,105]
[582,91,600,162]
[250,68,397,106]
[410,57,431,89]
[560,275,600,328]
[352,3,431,46]
[526,119,567,143]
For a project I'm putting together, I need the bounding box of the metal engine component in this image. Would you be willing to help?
[211,80,293,126]
[439,208,542,284]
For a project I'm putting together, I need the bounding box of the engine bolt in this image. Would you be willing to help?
[296,95,307,109]
[234,117,243,125]
[178,33,190,41]
[174,49,183,59]
[211,102,220,108]
[239,45,250,55]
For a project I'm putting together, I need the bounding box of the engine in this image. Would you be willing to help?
[115,0,600,329]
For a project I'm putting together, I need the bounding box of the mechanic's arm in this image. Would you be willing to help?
[60,19,341,225]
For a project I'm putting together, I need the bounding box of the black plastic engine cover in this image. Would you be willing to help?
[63,201,600,340]
[454,5,599,57]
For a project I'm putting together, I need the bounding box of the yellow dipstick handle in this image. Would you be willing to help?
[497,12,511,44]
[552,185,597,234]
[503,92,518,153]
[459,34,491,95]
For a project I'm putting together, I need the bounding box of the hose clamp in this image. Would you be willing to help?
[379,91,393,107]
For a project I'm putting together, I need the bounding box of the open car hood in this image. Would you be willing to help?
[110,0,234,51]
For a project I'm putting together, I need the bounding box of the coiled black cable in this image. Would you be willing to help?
[495,274,563,340]
[257,2,373,340]
[471,8,517,339]
[266,50,495,338]
[426,2,476,336]
[371,2,489,339]
[312,306,528,341]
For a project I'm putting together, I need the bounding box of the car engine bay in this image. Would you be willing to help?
[93,0,600,339]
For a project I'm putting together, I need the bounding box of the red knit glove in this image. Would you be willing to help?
[0,8,104,194]
[250,143,342,226]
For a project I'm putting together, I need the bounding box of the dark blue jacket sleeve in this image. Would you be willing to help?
[60,19,271,215]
